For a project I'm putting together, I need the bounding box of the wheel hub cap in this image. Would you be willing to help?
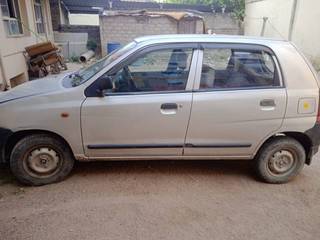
[27,148,60,174]
[269,150,295,174]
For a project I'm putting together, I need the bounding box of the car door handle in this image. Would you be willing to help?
[260,99,276,107]
[260,99,276,111]
[161,103,178,110]
[160,103,178,115]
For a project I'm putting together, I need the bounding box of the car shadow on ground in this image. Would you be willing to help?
[0,160,255,187]
[72,160,255,180]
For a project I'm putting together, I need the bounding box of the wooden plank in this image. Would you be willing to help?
[25,42,58,58]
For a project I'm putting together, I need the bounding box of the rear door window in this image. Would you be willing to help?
[200,47,280,90]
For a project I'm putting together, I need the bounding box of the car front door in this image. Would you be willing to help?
[81,44,198,158]
[185,44,287,158]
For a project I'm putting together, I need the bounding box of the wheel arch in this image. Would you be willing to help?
[4,129,75,163]
[255,131,312,165]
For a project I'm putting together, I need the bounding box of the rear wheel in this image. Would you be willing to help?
[255,137,305,184]
[10,134,74,186]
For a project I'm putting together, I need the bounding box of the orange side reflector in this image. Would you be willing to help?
[61,112,69,118]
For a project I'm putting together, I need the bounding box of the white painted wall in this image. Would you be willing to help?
[291,1,320,59]
[69,14,99,26]
[245,0,320,66]
[0,0,54,88]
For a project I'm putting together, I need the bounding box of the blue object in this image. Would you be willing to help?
[106,42,121,54]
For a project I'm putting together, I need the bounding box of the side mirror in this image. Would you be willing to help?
[96,76,113,97]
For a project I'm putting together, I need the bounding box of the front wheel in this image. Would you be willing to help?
[10,134,74,186]
[255,137,306,184]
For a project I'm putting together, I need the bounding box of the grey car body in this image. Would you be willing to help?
[0,35,319,185]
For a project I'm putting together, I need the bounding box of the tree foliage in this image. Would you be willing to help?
[166,0,245,21]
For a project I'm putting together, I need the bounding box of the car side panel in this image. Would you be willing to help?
[81,93,193,157]
[0,88,85,158]
[271,43,319,134]
[185,88,287,157]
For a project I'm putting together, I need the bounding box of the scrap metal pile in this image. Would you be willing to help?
[24,41,67,78]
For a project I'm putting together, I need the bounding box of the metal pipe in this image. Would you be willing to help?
[79,50,95,63]
[260,17,268,37]
[288,0,298,41]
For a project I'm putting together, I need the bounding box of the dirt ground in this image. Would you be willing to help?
[0,155,320,240]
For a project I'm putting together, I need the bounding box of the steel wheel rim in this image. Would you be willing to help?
[268,149,296,175]
[23,146,62,178]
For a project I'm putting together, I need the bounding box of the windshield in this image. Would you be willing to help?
[68,41,137,87]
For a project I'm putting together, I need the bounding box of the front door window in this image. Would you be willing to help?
[106,48,193,93]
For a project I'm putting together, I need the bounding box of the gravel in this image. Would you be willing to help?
[0,156,320,240]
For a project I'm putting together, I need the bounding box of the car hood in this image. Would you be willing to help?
[0,72,71,104]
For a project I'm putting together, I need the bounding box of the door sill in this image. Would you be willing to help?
[75,154,253,161]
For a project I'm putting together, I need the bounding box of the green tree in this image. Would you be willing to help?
[226,0,245,21]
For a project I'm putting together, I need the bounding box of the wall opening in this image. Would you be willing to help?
[10,73,27,88]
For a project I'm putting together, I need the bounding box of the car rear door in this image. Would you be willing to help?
[81,44,199,158]
[184,43,287,158]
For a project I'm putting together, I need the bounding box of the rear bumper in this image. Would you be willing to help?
[0,127,12,163]
[307,145,319,165]
[305,123,320,165]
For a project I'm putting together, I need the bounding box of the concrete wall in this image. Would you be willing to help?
[203,13,243,35]
[99,14,204,56]
[0,0,54,89]
[291,1,320,63]
[54,31,88,59]
[245,0,320,69]
[57,25,101,57]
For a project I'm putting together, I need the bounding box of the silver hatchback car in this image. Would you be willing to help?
[0,35,319,185]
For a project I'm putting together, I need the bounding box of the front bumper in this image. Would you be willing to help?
[0,128,12,163]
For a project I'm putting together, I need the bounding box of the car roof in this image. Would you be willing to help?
[134,34,289,47]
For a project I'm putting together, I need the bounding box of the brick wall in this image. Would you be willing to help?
[203,13,243,35]
[100,15,203,55]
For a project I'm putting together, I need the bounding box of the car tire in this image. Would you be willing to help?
[255,137,305,184]
[10,134,74,186]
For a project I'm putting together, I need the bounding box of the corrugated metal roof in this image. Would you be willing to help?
[62,0,228,14]
[101,10,203,21]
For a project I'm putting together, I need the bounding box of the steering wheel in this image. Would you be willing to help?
[123,66,137,91]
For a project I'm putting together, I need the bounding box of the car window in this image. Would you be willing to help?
[66,41,137,87]
[200,48,279,90]
[202,49,231,71]
[128,50,173,72]
[105,48,193,93]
